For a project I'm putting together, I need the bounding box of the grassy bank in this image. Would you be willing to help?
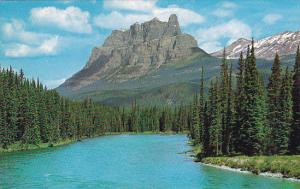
[0,139,76,153]
[0,131,187,154]
[201,155,300,179]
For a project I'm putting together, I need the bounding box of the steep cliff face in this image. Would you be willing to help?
[211,30,300,59]
[61,14,205,90]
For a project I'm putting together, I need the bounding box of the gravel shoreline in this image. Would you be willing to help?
[201,162,300,182]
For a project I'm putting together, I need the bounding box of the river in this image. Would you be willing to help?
[0,134,299,189]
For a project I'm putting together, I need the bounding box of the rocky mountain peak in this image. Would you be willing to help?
[60,14,205,90]
[167,14,181,35]
[211,30,300,59]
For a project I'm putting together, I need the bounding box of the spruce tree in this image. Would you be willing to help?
[241,40,266,155]
[267,53,282,154]
[289,45,300,154]
[199,66,205,142]
[192,94,200,143]
[225,64,235,154]
[202,102,211,156]
[277,67,293,154]
[232,52,245,153]
[209,79,222,155]
[219,49,232,154]
[21,88,41,145]
[0,70,9,148]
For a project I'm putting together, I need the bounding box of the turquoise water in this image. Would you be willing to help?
[0,134,299,189]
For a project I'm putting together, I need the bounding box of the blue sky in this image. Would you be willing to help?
[0,0,300,88]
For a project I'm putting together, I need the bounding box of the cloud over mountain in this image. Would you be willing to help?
[30,6,92,33]
[94,0,205,29]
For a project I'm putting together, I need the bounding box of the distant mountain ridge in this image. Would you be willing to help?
[211,30,300,59]
[59,14,207,91]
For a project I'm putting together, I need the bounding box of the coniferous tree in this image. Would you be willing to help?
[289,45,300,154]
[5,67,18,146]
[232,52,245,153]
[277,67,293,154]
[226,64,235,154]
[267,53,282,154]
[202,102,211,156]
[0,69,9,148]
[241,40,266,155]
[209,79,222,155]
[191,94,200,143]
[21,87,41,145]
[219,49,232,154]
[199,66,205,142]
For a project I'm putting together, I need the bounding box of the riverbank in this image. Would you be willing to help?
[201,155,300,181]
[0,131,186,154]
[189,144,300,181]
[0,139,77,153]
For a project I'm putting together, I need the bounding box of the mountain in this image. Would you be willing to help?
[60,14,207,91]
[57,15,295,106]
[211,30,300,59]
[57,14,213,106]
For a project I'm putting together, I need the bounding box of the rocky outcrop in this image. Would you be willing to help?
[211,30,300,59]
[60,14,204,90]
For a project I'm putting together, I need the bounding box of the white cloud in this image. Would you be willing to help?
[2,19,50,45]
[152,5,205,26]
[103,0,156,12]
[200,41,223,54]
[4,36,59,57]
[222,1,237,9]
[30,6,92,33]
[2,19,60,57]
[44,78,66,89]
[94,1,205,29]
[212,1,237,17]
[94,11,151,29]
[196,19,252,53]
[263,13,282,25]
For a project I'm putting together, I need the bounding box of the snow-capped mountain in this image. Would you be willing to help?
[211,30,300,59]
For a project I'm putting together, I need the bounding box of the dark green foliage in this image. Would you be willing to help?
[0,68,189,149]
[208,79,222,155]
[192,40,297,157]
[190,66,205,144]
[267,53,282,154]
[232,52,245,153]
[202,102,211,156]
[289,45,300,154]
[240,41,267,155]
[219,49,234,155]
[276,67,293,154]
[191,94,201,143]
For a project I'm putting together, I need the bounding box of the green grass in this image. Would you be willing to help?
[202,155,300,179]
[0,131,188,154]
[0,139,75,153]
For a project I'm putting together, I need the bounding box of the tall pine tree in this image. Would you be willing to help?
[289,45,300,154]
[277,67,293,154]
[267,53,282,154]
